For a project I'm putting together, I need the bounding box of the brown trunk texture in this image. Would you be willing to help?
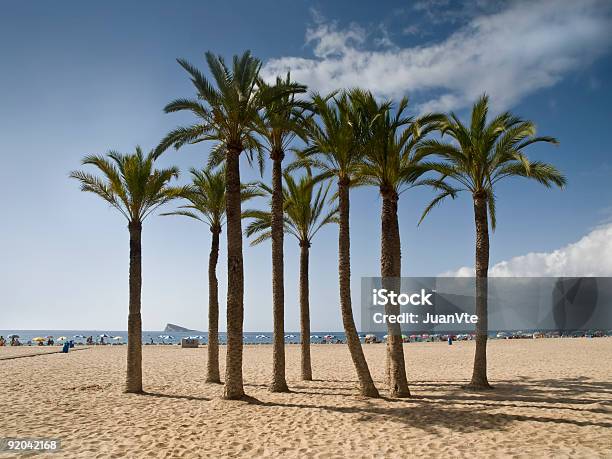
[126,221,143,393]
[300,241,312,380]
[338,180,379,397]
[223,147,245,399]
[270,152,289,392]
[380,192,410,397]
[469,193,492,390]
[206,226,221,384]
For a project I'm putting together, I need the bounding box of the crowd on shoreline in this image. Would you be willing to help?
[1,330,610,348]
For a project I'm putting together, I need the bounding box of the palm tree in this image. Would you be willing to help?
[354,91,442,397]
[254,74,308,392]
[418,94,565,389]
[155,51,295,399]
[245,170,338,380]
[293,91,380,397]
[70,147,181,393]
[161,167,263,384]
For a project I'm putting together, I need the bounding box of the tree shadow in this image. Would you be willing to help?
[141,391,210,402]
[246,395,611,433]
[241,375,612,433]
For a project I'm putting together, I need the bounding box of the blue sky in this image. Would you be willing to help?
[1,0,611,331]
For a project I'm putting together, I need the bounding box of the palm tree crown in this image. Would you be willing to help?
[294,90,372,184]
[353,91,443,197]
[155,51,263,157]
[155,51,304,169]
[418,94,566,227]
[253,73,309,160]
[161,166,262,231]
[70,146,181,223]
[245,171,338,246]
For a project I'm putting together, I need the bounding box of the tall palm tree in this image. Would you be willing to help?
[245,170,338,380]
[418,94,565,389]
[354,91,442,397]
[155,51,295,399]
[70,147,181,393]
[253,74,308,392]
[293,90,380,397]
[161,167,263,384]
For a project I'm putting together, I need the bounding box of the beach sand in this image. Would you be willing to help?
[1,338,611,458]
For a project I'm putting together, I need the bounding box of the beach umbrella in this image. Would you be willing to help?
[284,334,296,339]
[112,336,122,341]
[323,335,335,340]
[7,334,19,339]
[46,336,54,339]
[255,334,268,339]
[58,336,67,341]
[73,335,86,339]
[32,337,45,342]
[99,333,110,338]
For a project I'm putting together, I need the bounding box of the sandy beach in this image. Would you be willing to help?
[2,338,611,458]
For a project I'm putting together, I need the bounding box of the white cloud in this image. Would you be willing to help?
[304,21,366,58]
[441,224,612,277]
[402,25,420,36]
[262,0,612,112]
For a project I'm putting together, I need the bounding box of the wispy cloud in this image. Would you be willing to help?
[262,0,612,112]
[441,223,612,277]
[411,0,501,25]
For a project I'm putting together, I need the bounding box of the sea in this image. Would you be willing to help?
[1,329,602,346]
[0,330,351,345]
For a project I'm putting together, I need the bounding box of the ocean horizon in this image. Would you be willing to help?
[2,328,604,346]
[0,330,349,345]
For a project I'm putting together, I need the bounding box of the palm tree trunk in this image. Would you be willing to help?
[206,226,221,384]
[380,191,410,397]
[469,192,492,390]
[223,147,245,399]
[300,241,312,380]
[270,151,289,392]
[338,179,379,397]
[126,221,143,394]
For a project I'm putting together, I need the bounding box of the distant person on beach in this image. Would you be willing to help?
[0,336,5,346]
[150,338,154,345]
[100,336,105,345]
[86,336,93,345]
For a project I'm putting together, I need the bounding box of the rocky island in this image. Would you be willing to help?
[163,323,201,333]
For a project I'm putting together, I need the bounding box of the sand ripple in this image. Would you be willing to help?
[1,339,611,457]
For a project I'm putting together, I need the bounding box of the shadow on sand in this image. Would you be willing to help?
[141,391,210,402]
[242,376,612,434]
